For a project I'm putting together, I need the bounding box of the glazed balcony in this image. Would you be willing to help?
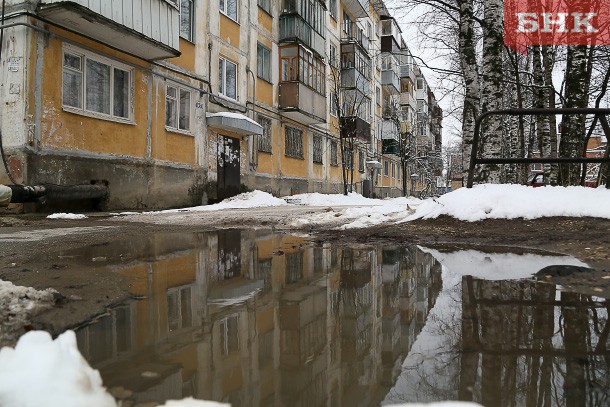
[37,0,180,60]
[279,14,326,57]
[278,82,326,124]
[342,0,369,19]
[341,67,370,95]
[380,18,401,54]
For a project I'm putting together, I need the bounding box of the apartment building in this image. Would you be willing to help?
[0,0,441,210]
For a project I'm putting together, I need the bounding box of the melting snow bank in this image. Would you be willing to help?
[286,191,389,206]
[47,213,88,220]
[407,184,610,222]
[0,280,58,346]
[0,331,230,407]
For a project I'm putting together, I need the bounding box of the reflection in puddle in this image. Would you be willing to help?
[72,232,610,406]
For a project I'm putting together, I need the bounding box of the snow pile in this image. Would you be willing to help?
[286,192,388,206]
[407,184,610,222]
[0,280,57,346]
[47,213,88,220]
[146,190,288,214]
[0,330,231,407]
[291,196,421,229]
[386,403,482,407]
[0,330,116,407]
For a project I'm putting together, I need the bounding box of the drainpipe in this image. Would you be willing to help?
[1,183,108,206]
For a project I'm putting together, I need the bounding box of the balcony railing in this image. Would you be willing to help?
[400,63,414,79]
[341,22,370,53]
[280,14,326,57]
[278,81,326,124]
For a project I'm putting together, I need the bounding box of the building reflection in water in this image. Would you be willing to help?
[74,232,610,406]
[74,231,441,406]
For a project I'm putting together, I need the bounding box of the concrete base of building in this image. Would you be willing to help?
[244,174,343,198]
[4,151,207,212]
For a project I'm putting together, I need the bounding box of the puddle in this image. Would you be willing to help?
[68,230,610,406]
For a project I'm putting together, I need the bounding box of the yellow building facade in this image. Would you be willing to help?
[0,0,440,210]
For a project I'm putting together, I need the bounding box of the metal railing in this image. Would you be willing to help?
[467,108,610,188]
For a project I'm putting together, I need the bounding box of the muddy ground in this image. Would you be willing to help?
[1,207,609,343]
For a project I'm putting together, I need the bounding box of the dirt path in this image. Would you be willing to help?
[1,207,609,344]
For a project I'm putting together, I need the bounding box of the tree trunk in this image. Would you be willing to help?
[459,0,480,184]
[559,45,590,185]
[542,46,559,185]
[479,0,504,183]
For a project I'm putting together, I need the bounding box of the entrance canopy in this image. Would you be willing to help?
[206,112,263,136]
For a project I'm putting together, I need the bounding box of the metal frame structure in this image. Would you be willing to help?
[467,108,610,188]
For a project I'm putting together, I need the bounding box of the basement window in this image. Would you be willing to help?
[62,48,132,122]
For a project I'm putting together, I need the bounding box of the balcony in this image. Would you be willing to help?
[341,67,370,95]
[342,0,369,19]
[400,63,414,79]
[399,92,417,111]
[341,116,371,144]
[279,14,326,57]
[37,0,180,60]
[341,22,370,54]
[278,82,326,124]
[381,18,401,54]
[382,70,400,94]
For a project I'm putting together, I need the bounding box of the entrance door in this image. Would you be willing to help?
[217,135,241,201]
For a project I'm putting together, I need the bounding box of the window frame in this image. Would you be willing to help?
[329,0,337,20]
[330,140,338,166]
[257,0,271,15]
[257,43,272,83]
[218,56,238,100]
[219,0,239,22]
[179,0,195,41]
[61,45,133,124]
[285,126,304,159]
[165,82,193,134]
[257,115,272,153]
[313,133,323,164]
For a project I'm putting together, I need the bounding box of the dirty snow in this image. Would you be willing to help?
[47,213,88,220]
[0,280,57,346]
[286,191,391,206]
[135,190,287,215]
[408,184,610,222]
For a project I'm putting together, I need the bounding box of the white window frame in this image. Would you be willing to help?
[218,57,238,101]
[219,0,238,22]
[165,82,193,135]
[179,0,195,41]
[257,43,272,82]
[61,45,133,123]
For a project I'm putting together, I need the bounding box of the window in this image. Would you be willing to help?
[358,150,364,172]
[62,49,131,121]
[392,163,396,178]
[257,43,271,82]
[376,86,381,106]
[257,115,272,153]
[165,84,191,132]
[367,22,372,40]
[329,43,337,67]
[258,0,271,14]
[342,147,353,169]
[343,11,352,37]
[374,20,379,37]
[330,91,338,117]
[219,57,237,100]
[329,0,337,20]
[180,0,194,41]
[330,140,338,166]
[285,126,303,158]
[220,0,238,21]
[313,134,323,164]
[167,286,192,331]
[220,315,239,355]
[384,160,389,176]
